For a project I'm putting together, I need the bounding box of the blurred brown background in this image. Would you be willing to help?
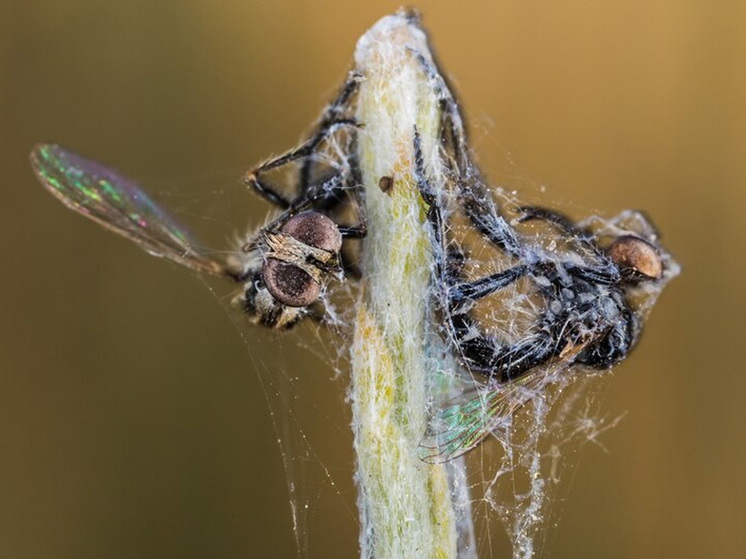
[1,1,744,558]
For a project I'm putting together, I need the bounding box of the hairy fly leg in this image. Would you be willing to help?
[299,71,364,189]
[413,129,562,384]
[244,118,360,208]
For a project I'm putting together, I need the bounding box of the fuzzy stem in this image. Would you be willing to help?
[350,14,467,559]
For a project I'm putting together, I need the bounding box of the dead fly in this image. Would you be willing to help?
[31,74,365,330]
[411,60,678,462]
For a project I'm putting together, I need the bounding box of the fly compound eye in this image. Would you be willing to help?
[607,235,663,281]
[263,259,320,307]
[281,211,342,253]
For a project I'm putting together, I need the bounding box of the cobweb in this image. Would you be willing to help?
[414,124,680,558]
[115,36,679,559]
[191,176,363,557]
[184,91,677,559]
[96,153,365,557]
[181,145,677,559]
[29,12,681,556]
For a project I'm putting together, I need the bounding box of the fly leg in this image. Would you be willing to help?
[244,118,360,209]
[298,71,363,189]
[336,191,367,278]
[412,49,525,259]
[413,128,560,382]
[412,127,451,295]
[451,318,558,382]
[516,205,606,257]
[448,265,530,305]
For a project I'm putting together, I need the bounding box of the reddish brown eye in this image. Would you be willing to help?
[263,260,320,307]
[281,211,342,253]
[607,235,663,280]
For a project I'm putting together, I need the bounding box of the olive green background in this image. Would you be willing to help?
[1,1,744,558]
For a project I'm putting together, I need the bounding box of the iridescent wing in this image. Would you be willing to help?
[419,373,543,464]
[419,345,587,464]
[31,144,227,277]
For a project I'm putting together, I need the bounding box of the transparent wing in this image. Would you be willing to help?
[419,347,586,464]
[31,144,227,277]
[419,373,541,464]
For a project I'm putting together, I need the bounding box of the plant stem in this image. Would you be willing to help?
[350,13,472,559]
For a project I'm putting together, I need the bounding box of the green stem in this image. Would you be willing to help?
[350,13,470,559]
